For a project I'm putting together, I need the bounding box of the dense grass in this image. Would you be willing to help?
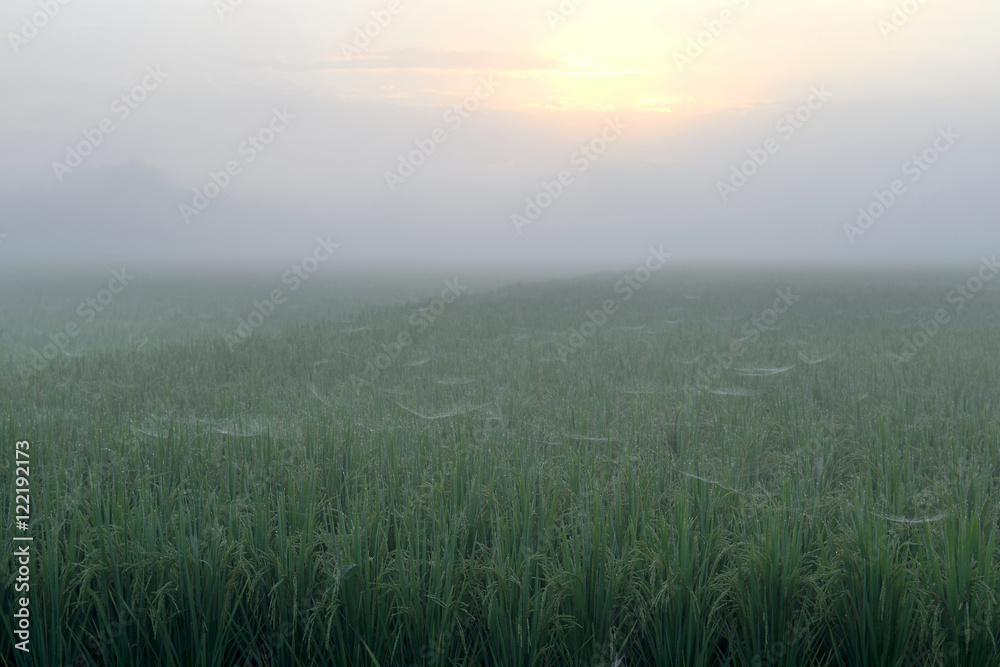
[2,270,999,666]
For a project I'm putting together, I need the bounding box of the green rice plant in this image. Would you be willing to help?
[477,532,566,666]
[554,469,639,666]
[919,476,999,666]
[725,505,821,667]
[638,491,726,667]
[824,495,918,667]
[1,270,999,665]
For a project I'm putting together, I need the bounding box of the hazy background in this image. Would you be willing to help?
[1,0,997,271]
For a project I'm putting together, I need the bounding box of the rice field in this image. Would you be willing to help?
[2,269,999,666]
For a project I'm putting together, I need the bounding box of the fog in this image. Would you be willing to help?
[2,0,998,271]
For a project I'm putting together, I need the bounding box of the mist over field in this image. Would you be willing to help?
[1,0,998,268]
[2,2,1000,666]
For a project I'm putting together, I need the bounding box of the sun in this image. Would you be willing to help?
[500,55,686,113]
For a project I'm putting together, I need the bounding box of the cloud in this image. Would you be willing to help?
[213,49,561,74]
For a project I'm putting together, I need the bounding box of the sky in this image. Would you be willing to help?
[1,0,998,270]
